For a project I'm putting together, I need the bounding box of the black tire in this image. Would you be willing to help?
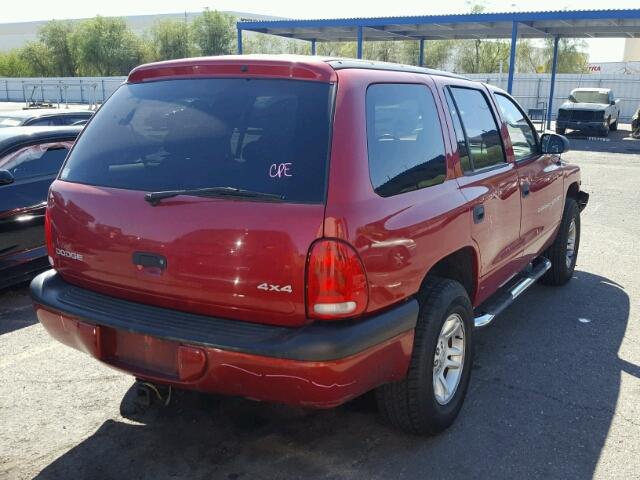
[556,127,566,135]
[610,120,618,131]
[376,277,474,435]
[540,198,580,286]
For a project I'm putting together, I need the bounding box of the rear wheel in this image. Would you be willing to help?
[540,198,580,286]
[376,277,474,435]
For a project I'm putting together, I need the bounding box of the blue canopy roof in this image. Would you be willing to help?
[237,9,640,41]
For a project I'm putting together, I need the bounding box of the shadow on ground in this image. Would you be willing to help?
[561,125,640,154]
[35,271,634,479]
[0,284,36,335]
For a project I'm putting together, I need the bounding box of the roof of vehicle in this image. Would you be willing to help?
[570,87,612,93]
[0,109,93,120]
[127,54,468,83]
[0,126,83,153]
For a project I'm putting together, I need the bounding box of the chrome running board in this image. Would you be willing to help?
[474,258,552,328]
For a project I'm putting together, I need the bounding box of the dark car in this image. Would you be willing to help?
[31,56,587,435]
[632,105,640,139]
[0,126,82,288]
[0,109,93,128]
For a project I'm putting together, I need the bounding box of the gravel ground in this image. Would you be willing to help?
[1,126,639,480]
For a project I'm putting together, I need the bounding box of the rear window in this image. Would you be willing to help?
[0,117,22,127]
[60,78,333,203]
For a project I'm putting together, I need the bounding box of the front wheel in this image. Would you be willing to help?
[376,277,474,435]
[556,127,566,135]
[540,198,580,286]
[610,119,618,131]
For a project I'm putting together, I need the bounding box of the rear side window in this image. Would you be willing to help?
[448,87,506,171]
[366,84,446,197]
[60,78,333,203]
[0,143,70,180]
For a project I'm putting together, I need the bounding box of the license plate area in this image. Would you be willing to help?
[101,327,179,379]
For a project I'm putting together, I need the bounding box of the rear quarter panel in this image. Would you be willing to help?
[325,69,477,312]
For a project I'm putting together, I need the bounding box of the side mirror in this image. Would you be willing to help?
[541,133,570,155]
[0,170,14,186]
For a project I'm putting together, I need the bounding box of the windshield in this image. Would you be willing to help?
[0,117,22,127]
[60,78,333,203]
[571,91,610,104]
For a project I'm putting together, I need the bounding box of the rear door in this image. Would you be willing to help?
[442,84,523,302]
[0,141,72,267]
[492,92,564,262]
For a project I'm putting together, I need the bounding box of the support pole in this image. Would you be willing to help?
[311,39,316,56]
[507,21,518,94]
[419,39,425,67]
[546,36,560,130]
[357,26,363,59]
[237,27,243,54]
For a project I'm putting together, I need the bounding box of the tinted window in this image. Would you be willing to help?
[366,84,446,197]
[444,89,472,173]
[0,144,69,180]
[27,117,59,126]
[495,94,538,161]
[60,115,91,125]
[449,87,505,170]
[60,78,333,203]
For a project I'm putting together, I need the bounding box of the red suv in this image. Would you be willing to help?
[31,56,588,435]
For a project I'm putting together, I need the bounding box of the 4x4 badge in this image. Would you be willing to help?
[257,283,292,293]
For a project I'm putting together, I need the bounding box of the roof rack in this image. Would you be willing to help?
[325,59,468,80]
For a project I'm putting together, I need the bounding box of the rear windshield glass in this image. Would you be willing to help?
[60,78,333,203]
[0,117,22,127]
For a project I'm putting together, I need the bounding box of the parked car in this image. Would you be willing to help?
[0,126,82,289]
[30,56,588,435]
[556,87,620,136]
[0,109,93,128]
[632,105,640,139]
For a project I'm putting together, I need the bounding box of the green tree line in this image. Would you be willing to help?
[0,8,588,77]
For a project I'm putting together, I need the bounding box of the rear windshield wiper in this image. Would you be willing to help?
[144,186,285,205]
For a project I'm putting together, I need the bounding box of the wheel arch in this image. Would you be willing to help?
[419,246,479,304]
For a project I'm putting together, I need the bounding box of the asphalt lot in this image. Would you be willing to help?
[1,125,639,480]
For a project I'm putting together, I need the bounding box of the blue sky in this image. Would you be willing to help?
[3,0,639,62]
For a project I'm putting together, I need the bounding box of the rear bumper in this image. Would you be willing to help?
[31,270,417,407]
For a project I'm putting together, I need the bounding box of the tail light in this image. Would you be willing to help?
[44,203,54,266]
[306,239,368,320]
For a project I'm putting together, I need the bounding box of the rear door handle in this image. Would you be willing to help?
[521,181,530,197]
[473,204,485,224]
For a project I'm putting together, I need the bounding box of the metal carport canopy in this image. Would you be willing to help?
[237,9,640,128]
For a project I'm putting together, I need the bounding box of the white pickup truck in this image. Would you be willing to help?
[556,88,621,136]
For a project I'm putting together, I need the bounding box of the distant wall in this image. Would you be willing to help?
[2,72,639,120]
[0,77,127,105]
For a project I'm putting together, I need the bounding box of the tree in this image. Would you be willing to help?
[0,51,32,76]
[72,16,145,76]
[543,38,588,73]
[455,39,510,73]
[19,42,53,76]
[191,8,235,56]
[39,20,77,76]
[149,19,192,60]
[402,40,457,69]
